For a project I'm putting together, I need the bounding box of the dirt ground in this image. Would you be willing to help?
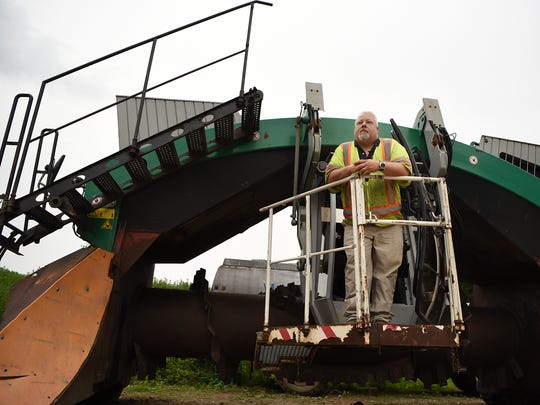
[118,387,486,405]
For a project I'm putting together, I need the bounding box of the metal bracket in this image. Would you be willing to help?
[414,98,449,177]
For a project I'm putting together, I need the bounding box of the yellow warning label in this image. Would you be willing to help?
[88,208,115,220]
[101,220,113,230]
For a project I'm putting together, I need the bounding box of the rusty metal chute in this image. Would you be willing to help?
[0,247,114,404]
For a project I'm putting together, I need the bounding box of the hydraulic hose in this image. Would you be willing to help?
[390,119,432,323]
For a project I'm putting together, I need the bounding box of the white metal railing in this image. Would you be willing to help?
[259,174,464,339]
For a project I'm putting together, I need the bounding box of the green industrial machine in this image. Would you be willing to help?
[1,3,539,404]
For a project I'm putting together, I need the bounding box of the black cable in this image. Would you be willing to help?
[390,119,435,324]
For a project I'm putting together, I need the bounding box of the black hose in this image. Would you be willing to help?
[389,119,433,323]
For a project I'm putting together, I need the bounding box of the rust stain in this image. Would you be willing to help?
[0,248,114,405]
[264,324,457,349]
[112,229,160,275]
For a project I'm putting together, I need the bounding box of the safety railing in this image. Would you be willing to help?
[0,94,33,205]
[259,173,464,340]
[0,1,272,259]
[2,1,272,204]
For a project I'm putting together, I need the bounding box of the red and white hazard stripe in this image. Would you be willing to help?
[269,324,353,344]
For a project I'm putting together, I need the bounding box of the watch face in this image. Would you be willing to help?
[380,161,386,170]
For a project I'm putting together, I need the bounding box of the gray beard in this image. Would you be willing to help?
[358,133,370,141]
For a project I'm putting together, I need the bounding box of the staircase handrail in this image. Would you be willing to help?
[6,1,272,203]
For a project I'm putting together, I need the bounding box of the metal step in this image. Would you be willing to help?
[125,157,152,185]
[27,206,63,230]
[94,172,124,200]
[17,206,66,247]
[242,98,262,135]
[19,221,65,246]
[215,114,234,143]
[186,128,207,155]
[0,234,20,255]
[0,89,264,255]
[156,143,180,171]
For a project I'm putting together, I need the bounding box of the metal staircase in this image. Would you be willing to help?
[0,1,271,259]
[0,89,263,257]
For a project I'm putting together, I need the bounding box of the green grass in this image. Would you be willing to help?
[383,377,461,394]
[127,355,462,396]
[152,278,191,290]
[127,357,273,388]
[128,357,221,389]
[0,266,25,318]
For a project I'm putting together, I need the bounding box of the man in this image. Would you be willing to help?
[325,111,412,324]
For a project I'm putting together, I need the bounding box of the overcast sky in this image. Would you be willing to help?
[1,0,539,283]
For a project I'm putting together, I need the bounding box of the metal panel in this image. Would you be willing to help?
[155,99,168,132]
[0,248,114,404]
[165,99,178,128]
[477,135,540,177]
[305,82,324,111]
[115,96,241,150]
[145,98,158,136]
[212,258,300,295]
[125,97,139,145]
[184,100,196,121]
[116,99,131,151]
[478,135,540,164]
[258,345,312,366]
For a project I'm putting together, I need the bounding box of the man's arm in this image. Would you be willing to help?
[326,164,356,183]
[328,159,408,182]
[379,160,410,176]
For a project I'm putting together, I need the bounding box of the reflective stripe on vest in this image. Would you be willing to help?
[342,138,402,219]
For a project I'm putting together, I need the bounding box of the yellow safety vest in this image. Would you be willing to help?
[326,138,411,224]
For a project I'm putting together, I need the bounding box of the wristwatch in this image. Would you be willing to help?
[379,160,386,171]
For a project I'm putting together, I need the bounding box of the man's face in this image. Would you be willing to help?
[354,112,378,144]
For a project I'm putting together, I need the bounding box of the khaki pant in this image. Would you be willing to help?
[343,223,403,323]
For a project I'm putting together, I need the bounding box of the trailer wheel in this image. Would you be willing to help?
[451,371,478,397]
[279,377,320,394]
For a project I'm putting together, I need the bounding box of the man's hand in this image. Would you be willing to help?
[352,159,379,176]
